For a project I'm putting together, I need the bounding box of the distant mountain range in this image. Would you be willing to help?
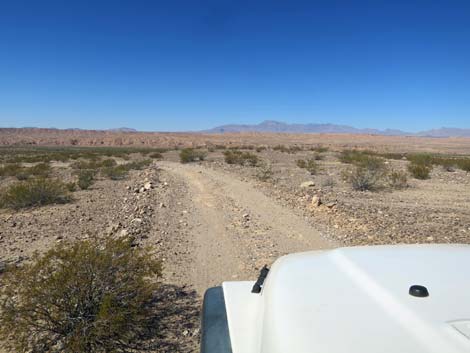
[203,120,470,137]
[106,127,138,132]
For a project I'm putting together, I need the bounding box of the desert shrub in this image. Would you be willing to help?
[434,157,457,172]
[123,159,152,170]
[65,182,77,192]
[223,150,259,166]
[310,145,329,153]
[388,170,408,189]
[179,148,206,163]
[339,150,367,164]
[0,163,23,177]
[296,158,319,175]
[255,146,267,153]
[273,145,302,153]
[296,159,307,168]
[313,153,324,161]
[0,178,71,209]
[149,152,163,159]
[256,163,274,181]
[77,170,95,190]
[408,163,431,179]
[100,158,118,168]
[356,155,386,171]
[71,159,116,170]
[15,172,29,181]
[407,153,433,166]
[340,149,405,164]
[457,159,470,172]
[0,237,162,353]
[28,162,52,177]
[348,167,383,191]
[102,166,128,180]
[346,155,387,191]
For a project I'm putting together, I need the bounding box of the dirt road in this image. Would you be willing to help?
[158,161,335,295]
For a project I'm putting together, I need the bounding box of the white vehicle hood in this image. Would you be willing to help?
[223,245,470,353]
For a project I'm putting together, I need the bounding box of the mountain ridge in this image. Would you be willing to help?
[203,120,470,137]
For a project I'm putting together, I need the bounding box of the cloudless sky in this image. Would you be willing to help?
[0,0,469,132]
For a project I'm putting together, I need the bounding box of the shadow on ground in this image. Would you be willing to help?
[141,284,201,353]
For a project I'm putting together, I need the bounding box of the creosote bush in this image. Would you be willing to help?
[77,170,95,190]
[0,178,71,209]
[256,163,274,181]
[345,155,387,191]
[388,170,408,189]
[348,167,383,191]
[0,237,162,353]
[102,165,128,180]
[179,148,207,163]
[408,163,431,180]
[223,150,259,166]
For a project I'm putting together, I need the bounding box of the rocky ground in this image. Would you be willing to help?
[1,144,470,351]
[195,149,470,246]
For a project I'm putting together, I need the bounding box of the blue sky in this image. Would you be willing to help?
[0,0,469,132]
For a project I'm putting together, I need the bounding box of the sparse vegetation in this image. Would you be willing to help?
[256,163,274,181]
[0,163,26,178]
[273,145,303,154]
[408,163,431,179]
[0,178,71,209]
[102,165,129,180]
[223,150,259,166]
[0,236,162,353]
[179,148,207,163]
[149,152,163,159]
[348,167,384,191]
[296,158,319,175]
[388,170,408,189]
[458,159,470,172]
[344,154,387,191]
[65,182,77,192]
[407,153,433,166]
[28,162,52,178]
[310,145,329,153]
[0,146,170,165]
[77,170,95,190]
[71,158,117,170]
[339,149,372,165]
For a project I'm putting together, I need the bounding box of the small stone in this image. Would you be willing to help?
[300,181,315,188]
[118,229,128,238]
[144,182,152,190]
[311,195,322,207]
[325,202,337,209]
